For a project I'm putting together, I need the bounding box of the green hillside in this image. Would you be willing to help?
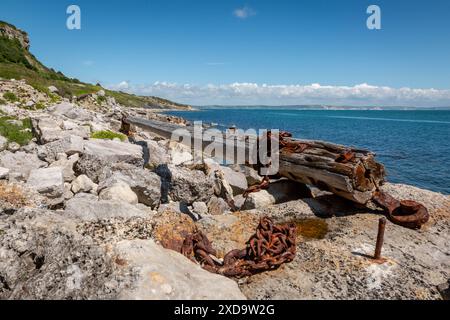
[0,21,191,109]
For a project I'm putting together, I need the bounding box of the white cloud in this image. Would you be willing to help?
[233,6,256,19]
[106,81,450,107]
[115,81,130,90]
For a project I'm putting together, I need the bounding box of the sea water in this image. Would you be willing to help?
[165,108,450,194]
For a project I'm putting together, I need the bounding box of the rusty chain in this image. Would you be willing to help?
[180,217,297,278]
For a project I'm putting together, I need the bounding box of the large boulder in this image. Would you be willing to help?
[145,140,170,169]
[62,135,85,156]
[27,167,64,199]
[192,201,208,216]
[75,140,144,183]
[0,209,245,300]
[99,181,138,205]
[210,169,235,205]
[48,102,93,122]
[169,142,193,166]
[31,117,64,144]
[49,153,79,182]
[220,166,248,195]
[37,135,84,163]
[207,196,231,215]
[0,209,119,299]
[0,151,46,181]
[71,174,97,194]
[48,85,58,93]
[64,197,148,221]
[99,163,161,208]
[83,139,143,164]
[32,117,90,145]
[241,190,274,210]
[156,164,214,205]
[113,240,246,300]
[230,164,264,186]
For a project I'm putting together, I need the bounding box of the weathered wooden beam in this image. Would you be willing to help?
[128,117,385,205]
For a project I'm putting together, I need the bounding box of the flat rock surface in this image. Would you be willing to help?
[65,197,149,221]
[233,183,450,300]
[113,240,247,300]
[27,167,64,198]
[83,139,143,160]
[0,151,46,180]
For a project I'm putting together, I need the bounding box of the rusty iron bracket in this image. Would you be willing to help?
[373,191,430,229]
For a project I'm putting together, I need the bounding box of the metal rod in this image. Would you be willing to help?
[374,217,387,260]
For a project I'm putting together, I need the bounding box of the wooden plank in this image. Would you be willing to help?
[128,117,385,204]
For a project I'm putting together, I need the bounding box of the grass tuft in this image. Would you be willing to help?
[3,92,18,102]
[0,116,33,145]
[91,130,127,141]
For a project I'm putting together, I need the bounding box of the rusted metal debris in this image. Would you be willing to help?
[243,131,309,198]
[180,217,297,278]
[373,191,430,229]
[243,176,270,198]
[374,217,387,261]
[243,130,430,230]
[335,150,356,164]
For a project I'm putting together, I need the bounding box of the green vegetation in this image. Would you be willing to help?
[105,89,191,109]
[91,130,127,141]
[3,92,18,102]
[34,102,46,110]
[0,116,33,146]
[49,93,60,104]
[97,95,106,104]
[0,98,6,105]
[0,36,34,69]
[21,101,46,110]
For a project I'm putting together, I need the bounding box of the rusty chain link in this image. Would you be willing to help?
[180,217,297,278]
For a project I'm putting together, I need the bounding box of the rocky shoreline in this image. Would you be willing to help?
[0,79,449,300]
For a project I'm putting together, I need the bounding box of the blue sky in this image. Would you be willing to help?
[1,0,450,106]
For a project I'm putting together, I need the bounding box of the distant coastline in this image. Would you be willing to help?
[189,105,450,111]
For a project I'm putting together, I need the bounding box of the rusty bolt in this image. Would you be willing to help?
[374,217,387,260]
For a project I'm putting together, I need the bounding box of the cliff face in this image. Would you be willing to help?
[0,21,30,50]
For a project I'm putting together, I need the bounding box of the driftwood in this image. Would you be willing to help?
[128,117,385,205]
[277,137,385,204]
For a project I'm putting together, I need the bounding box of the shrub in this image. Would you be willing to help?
[3,92,18,102]
[97,95,106,104]
[49,93,60,104]
[0,116,33,145]
[91,130,127,141]
[0,36,35,70]
[34,102,46,110]
[0,98,6,105]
